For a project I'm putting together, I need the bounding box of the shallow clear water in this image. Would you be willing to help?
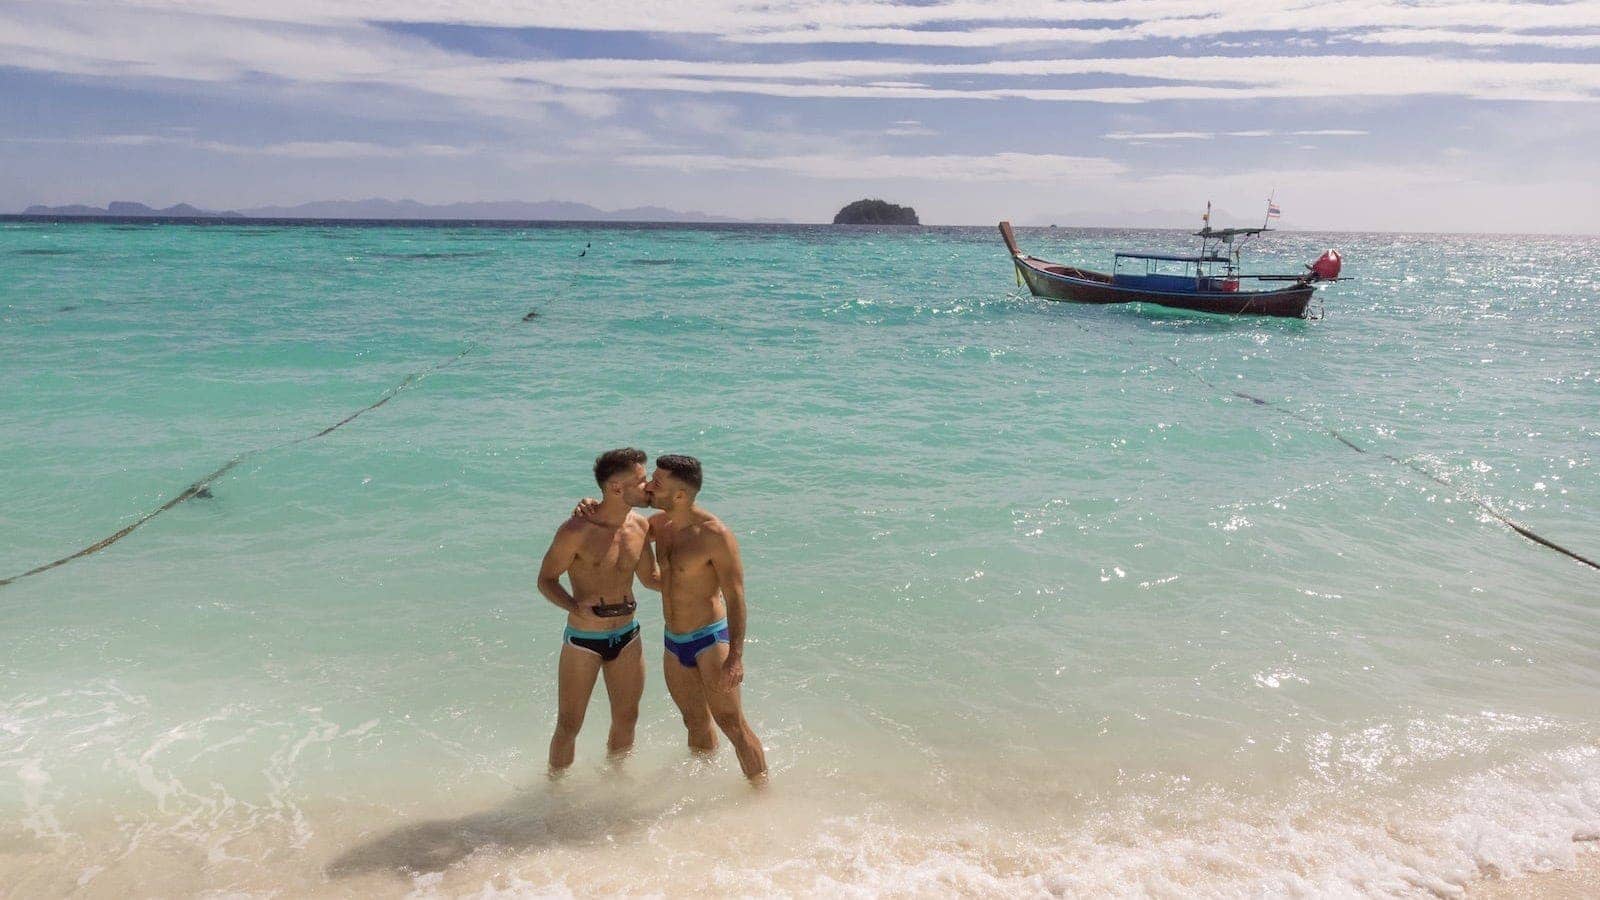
[2,220,1597,896]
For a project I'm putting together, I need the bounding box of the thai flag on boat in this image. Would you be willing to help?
[1266,201,1282,218]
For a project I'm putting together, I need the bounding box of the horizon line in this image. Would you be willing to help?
[4,213,1597,238]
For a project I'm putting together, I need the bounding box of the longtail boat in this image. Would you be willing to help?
[998,206,1342,319]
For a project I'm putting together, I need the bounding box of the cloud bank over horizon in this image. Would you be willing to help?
[1,0,1597,231]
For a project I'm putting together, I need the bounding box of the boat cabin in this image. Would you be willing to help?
[1111,252,1238,294]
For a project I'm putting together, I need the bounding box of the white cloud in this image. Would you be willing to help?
[216,140,473,158]
[481,56,1600,104]
[0,4,598,117]
[1105,131,1217,141]
[1105,128,1369,141]
[617,151,1127,181]
[726,25,1137,46]
[1031,158,1599,231]
[1,134,477,157]
[1348,29,1600,50]
[651,100,742,134]
[87,1,1600,42]
[2,3,1596,113]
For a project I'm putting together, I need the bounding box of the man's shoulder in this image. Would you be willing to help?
[694,510,735,540]
[555,515,595,539]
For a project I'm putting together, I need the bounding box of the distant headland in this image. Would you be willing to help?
[15,198,784,224]
[23,201,244,218]
[832,199,918,225]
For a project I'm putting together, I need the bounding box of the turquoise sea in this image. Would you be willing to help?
[2,220,1597,897]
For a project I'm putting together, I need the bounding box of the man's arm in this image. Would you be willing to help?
[635,518,662,592]
[536,523,583,614]
[709,524,748,692]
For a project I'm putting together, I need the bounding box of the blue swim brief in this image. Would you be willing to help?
[664,618,730,668]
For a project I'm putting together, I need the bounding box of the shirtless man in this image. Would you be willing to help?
[647,455,768,780]
[536,448,658,773]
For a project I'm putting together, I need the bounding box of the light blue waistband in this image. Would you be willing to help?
[564,621,640,641]
[665,618,728,643]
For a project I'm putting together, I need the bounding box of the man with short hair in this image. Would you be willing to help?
[646,454,768,780]
[536,448,658,773]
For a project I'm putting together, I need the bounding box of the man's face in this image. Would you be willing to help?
[612,462,650,507]
[646,468,678,510]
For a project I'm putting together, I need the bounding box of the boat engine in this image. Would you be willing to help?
[1307,249,1342,281]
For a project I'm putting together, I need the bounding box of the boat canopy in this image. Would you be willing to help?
[1114,252,1229,263]
[1194,226,1268,239]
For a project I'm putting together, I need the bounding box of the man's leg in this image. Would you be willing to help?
[549,642,603,772]
[695,642,768,779]
[600,635,645,757]
[662,651,717,754]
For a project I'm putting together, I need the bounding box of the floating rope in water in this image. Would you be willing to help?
[1011,290,1597,574]
[0,343,482,588]
[1165,356,1599,574]
[2,237,590,589]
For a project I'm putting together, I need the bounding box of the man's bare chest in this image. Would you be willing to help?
[657,530,714,574]
[575,526,644,572]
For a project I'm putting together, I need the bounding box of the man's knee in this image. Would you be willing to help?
[711,708,746,735]
[681,706,712,731]
[554,712,585,739]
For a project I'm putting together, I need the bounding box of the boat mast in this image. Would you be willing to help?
[1196,201,1216,275]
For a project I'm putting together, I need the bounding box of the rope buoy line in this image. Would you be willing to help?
[1166,357,1599,573]
[0,342,481,588]
[1,241,590,589]
[1014,291,1597,574]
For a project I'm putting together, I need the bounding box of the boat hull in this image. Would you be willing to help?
[998,221,1315,319]
[1016,258,1314,318]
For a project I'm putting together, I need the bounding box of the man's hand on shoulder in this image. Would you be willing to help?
[570,497,601,520]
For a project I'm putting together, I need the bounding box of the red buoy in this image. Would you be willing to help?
[1309,249,1342,280]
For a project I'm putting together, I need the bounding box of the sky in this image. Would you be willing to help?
[1,1,1598,231]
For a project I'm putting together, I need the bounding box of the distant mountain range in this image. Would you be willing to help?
[18,198,776,223]
[20,201,245,218]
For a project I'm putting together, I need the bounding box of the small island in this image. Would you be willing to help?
[832,198,918,225]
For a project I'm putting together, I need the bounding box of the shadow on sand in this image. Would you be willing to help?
[324,777,723,880]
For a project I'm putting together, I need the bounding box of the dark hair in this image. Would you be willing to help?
[594,448,646,488]
[655,454,702,492]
